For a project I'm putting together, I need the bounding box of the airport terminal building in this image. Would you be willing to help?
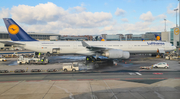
[0,32,61,41]
[101,32,161,41]
[161,27,180,47]
[0,32,93,41]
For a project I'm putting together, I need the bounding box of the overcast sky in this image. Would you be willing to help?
[0,0,179,35]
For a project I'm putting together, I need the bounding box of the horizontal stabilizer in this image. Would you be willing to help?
[0,41,25,45]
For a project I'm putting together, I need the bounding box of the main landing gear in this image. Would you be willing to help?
[85,56,113,67]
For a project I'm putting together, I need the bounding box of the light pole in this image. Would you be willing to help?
[178,0,180,49]
[164,19,166,32]
[174,8,178,27]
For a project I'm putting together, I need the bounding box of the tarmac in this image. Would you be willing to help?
[0,54,180,99]
[0,79,179,99]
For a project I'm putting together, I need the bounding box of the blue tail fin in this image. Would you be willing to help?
[3,18,37,41]
[155,34,161,41]
[141,38,145,41]
[100,37,105,41]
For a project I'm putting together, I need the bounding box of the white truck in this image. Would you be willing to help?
[28,57,48,65]
[63,62,79,72]
[17,56,40,64]
[0,57,7,62]
[17,56,31,64]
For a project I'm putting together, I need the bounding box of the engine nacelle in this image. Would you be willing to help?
[122,51,130,59]
[102,49,130,59]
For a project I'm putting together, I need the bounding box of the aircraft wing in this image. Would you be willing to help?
[0,41,25,45]
[82,41,109,53]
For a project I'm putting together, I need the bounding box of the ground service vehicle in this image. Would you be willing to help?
[31,69,42,72]
[14,69,25,73]
[29,58,48,65]
[63,62,79,72]
[17,56,30,64]
[0,70,9,73]
[0,58,7,62]
[17,56,48,65]
[153,62,169,68]
[47,69,58,72]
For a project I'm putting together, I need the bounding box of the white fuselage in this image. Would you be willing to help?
[17,41,175,55]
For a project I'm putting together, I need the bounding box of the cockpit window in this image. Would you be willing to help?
[73,64,78,67]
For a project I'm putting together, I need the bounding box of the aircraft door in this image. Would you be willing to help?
[52,48,60,54]
[73,43,77,49]
[37,43,41,49]
[128,43,132,49]
[157,48,165,53]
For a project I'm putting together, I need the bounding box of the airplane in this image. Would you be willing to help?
[1,18,176,59]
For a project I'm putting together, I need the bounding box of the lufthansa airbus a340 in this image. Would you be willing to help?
[1,18,176,59]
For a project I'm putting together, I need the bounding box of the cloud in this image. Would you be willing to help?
[99,21,156,34]
[104,26,113,31]
[140,11,155,22]
[0,2,113,34]
[115,8,125,16]
[68,3,86,13]
[0,8,10,19]
[160,19,174,25]
[0,2,172,35]
[65,12,112,28]
[0,26,7,32]
[59,28,100,35]
[8,2,112,29]
[121,18,128,22]
[161,20,175,30]
[122,22,152,33]
[140,12,167,23]
[167,4,179,15]
[72,6,86,12]
[118,19,174,33]
[10,2,67,25]
[157,14,167,19]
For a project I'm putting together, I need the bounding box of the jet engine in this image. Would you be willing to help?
[122,51,130,59]
[102,49,130,59]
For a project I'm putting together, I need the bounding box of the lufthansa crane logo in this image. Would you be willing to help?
[174,27,179,35]
[156,36,160,40]
[8,24,19,35]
